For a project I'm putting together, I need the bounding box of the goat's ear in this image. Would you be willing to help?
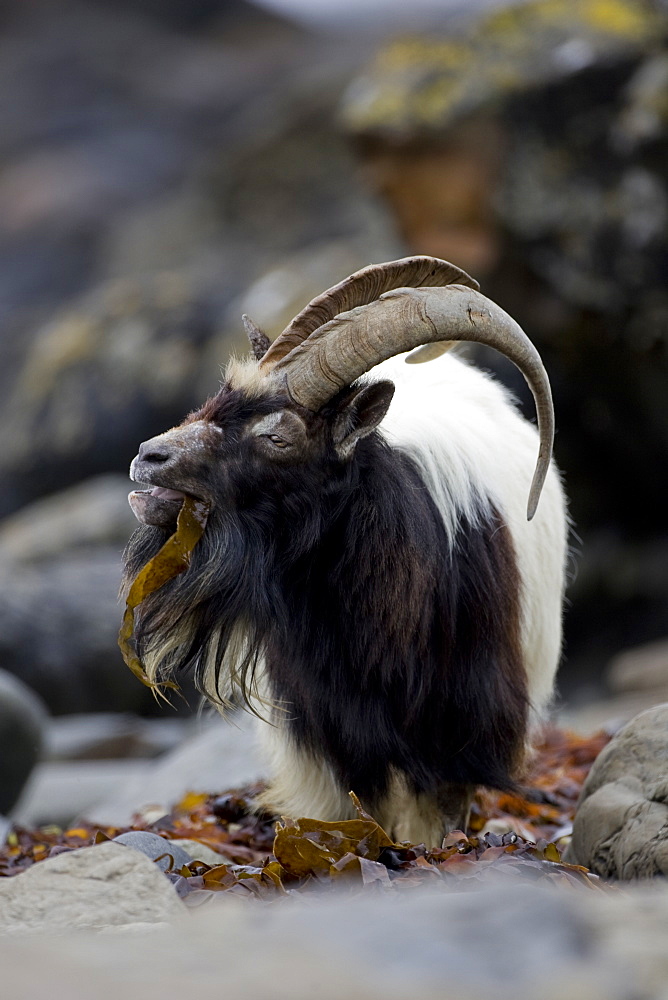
[332,380,395,459]
[243,314,271,361]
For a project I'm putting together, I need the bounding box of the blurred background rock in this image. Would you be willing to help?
[1,0,668,824]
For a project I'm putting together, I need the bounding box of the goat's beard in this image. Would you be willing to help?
[121,514,280,716]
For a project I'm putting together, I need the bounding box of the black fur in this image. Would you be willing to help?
[124,384,527,808]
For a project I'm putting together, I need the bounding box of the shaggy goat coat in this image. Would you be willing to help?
[124,349,566,845]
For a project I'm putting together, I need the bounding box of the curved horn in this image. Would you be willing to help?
[258,256,479,370]
[273,285,554,521]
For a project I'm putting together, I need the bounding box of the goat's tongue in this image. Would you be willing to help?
[150,487,185,501]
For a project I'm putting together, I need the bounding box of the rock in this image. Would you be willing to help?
[2,879,668,997]
[201,235,404,401]
[607,639,668,695]
[44,713,191,761]
[0,0,387,519]
[10,759,152,829]
[168,838,228,867]
[558,691,668,736]
[342,0,663,139]
[0,841,185,934]
[0,271,228,517]
[560,638,668,732]
[112,832,193,872]
[565,704,668,878]
[0,475,138,564]
[0,476,196,715]
[0,547,144,715]
[12,713,263,828]
[85,713,265,827]
[0,670,46,815]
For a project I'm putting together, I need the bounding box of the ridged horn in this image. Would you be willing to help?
[273,284,554,521]
[258,256,479,370]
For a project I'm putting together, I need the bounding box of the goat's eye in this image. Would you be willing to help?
[267,434,289,448]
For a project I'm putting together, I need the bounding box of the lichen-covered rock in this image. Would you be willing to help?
[564,704,668,878]
[0,272,231,518]
[0,841,185,933]
[342,0,663,138]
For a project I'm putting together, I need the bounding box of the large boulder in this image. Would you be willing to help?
[565,703,668,877]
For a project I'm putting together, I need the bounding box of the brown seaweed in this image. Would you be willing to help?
[118,495,210,692]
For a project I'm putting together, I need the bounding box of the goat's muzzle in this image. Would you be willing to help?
[128,420,218,527]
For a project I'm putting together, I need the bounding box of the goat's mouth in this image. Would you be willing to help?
[129,484,193,528]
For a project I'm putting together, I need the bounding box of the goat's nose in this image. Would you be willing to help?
[137,440,172,464]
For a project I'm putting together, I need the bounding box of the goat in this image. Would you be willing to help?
[123,256,567,845]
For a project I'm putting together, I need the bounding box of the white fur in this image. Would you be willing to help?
[255,721,354,821]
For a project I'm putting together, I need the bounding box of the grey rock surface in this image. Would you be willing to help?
[0,475,190,715]
[0,669,46,814]
[168,838,228,867]
[3,879,668,998]
[557,690,668,736]
[0,0,385,520]
[0,474,138,564]
[12,713,264,828]
[0,841,185,934]
[607,638,668,696]
[113,831,193,872]
[11,759,152,829]
[565,703,668,878]
[0,547,142,714]
[85,712,265,827]
[44,712,191,761]
[0,476,142,714]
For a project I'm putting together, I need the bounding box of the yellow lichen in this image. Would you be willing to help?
[573,0,652,38]
[342,0,664,136]
[18,315,99,400]
[482,0,654,43]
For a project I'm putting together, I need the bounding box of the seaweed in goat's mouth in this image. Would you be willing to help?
[118,495,210,695]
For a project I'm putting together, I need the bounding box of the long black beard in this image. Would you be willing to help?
[121,442,355,710]
[121,509,286,711]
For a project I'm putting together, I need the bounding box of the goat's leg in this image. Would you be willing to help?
[436,782,474,836]
[378,774,474,847]
[254,719,353,821]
